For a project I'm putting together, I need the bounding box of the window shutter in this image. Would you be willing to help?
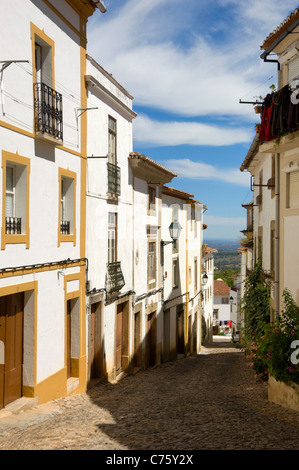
[288,170,299,208]
[288,55,299,83]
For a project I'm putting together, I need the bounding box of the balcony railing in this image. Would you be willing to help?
[61,220,70,235]
[107,162,121,196]
[34,82,63,141]
[6,217,21,235]
[106,261,125,294]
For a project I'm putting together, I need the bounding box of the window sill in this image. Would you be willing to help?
[1,232,29,250]
[35,131,63,146]
[58,233,76,247]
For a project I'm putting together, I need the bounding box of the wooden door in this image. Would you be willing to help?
[116,304,123,372]
[67,300,72,379]
[188,315,192,354]
[163,309,170,363]
[0,293,24,409]
[193,313,197,353]
[133,311,141,368]
[90,303,96,379]
[146,312,156,368]
[177,309,184,355]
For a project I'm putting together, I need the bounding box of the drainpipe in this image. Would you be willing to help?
[274,153,280,318]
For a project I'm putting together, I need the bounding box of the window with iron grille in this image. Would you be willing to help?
[148,241,156,284]
[59,171,75,241]
[107,162,120,196]
[108,212,117,264]
[5,163,27,235]
[108,116,116,165]
[34,42,63,141]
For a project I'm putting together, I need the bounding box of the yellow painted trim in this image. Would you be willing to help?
[58,167,77,247]
[0,260,85,279]
[64,271,82,369]
[80,16,87,260]
[0,120,85,157]
[30,22,55,88]
[0,280,38,385]
[0,120,34,139]
[1,150,30,250]
[41,0,87,42]
[30,23,55,138]
[23,367,66,405]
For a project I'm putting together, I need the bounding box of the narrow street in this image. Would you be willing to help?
[0,337,298,451]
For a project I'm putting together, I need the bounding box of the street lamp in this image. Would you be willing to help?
[161,221,182,303]
[202,272,208,286]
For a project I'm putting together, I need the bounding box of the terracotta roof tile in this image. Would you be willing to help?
[214,279,230,296]
[261,8,299,50]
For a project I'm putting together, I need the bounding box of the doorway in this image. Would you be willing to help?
[0,293,24,409]
[176,307,185,356]
[145,311,156,368]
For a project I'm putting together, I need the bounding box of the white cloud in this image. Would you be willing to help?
[133,114,252,147]
[162,158,250,187]
[88,0,299,119]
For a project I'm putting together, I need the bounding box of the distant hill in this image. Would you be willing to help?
[203,239,240,251]
[204,239,241,271]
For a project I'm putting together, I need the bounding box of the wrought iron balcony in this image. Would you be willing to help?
[34,82,63,141]
[61,220,70,235]
[106,261,125,294]
[107,162,121,196]
[6,217,21,235]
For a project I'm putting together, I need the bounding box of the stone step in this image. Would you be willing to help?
[0,396,39,419]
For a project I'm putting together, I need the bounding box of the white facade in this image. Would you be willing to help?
[85,56,137,381]
[202,245,217,344]
[0,0,102,409]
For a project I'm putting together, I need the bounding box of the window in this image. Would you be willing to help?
[258,226,263,262]
[221,297,229,304]
[173,258,178,288]
[172,204,180,252]
[31,23,62,142]
[287,170,299,208]
[258,170,263,212]
[1,151,30,249]
[148,241,156,285]
[108,116,117,165]
[108,213,117,264]
[58,168,76,246]
[194,258,198,292]
[148,186,156,213]
[270,220,275,274]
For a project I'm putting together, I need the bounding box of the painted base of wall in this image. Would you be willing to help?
[23,356,87,405]
[268,375,299,412]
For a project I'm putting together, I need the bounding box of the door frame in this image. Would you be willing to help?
[0,281,37,409]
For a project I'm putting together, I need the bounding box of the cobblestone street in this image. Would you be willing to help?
[0,338,298,450]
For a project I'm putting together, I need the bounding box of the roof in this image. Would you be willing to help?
[162,186,194,200]
[214,279,230,296]
[129,152,177,177]
[261,8,299,51]
[203,244,218,254]
[240,134,259,172]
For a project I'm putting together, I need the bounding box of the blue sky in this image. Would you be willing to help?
[87,0,299,240]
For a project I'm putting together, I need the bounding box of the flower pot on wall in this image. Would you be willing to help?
[254,105,263,114]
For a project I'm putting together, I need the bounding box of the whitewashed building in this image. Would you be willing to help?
[161,187,206,357]
[85,56,137,382]
[0,0,106,410]
[202,244,217,344]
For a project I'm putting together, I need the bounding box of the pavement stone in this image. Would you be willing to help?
[0,338,298,450]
